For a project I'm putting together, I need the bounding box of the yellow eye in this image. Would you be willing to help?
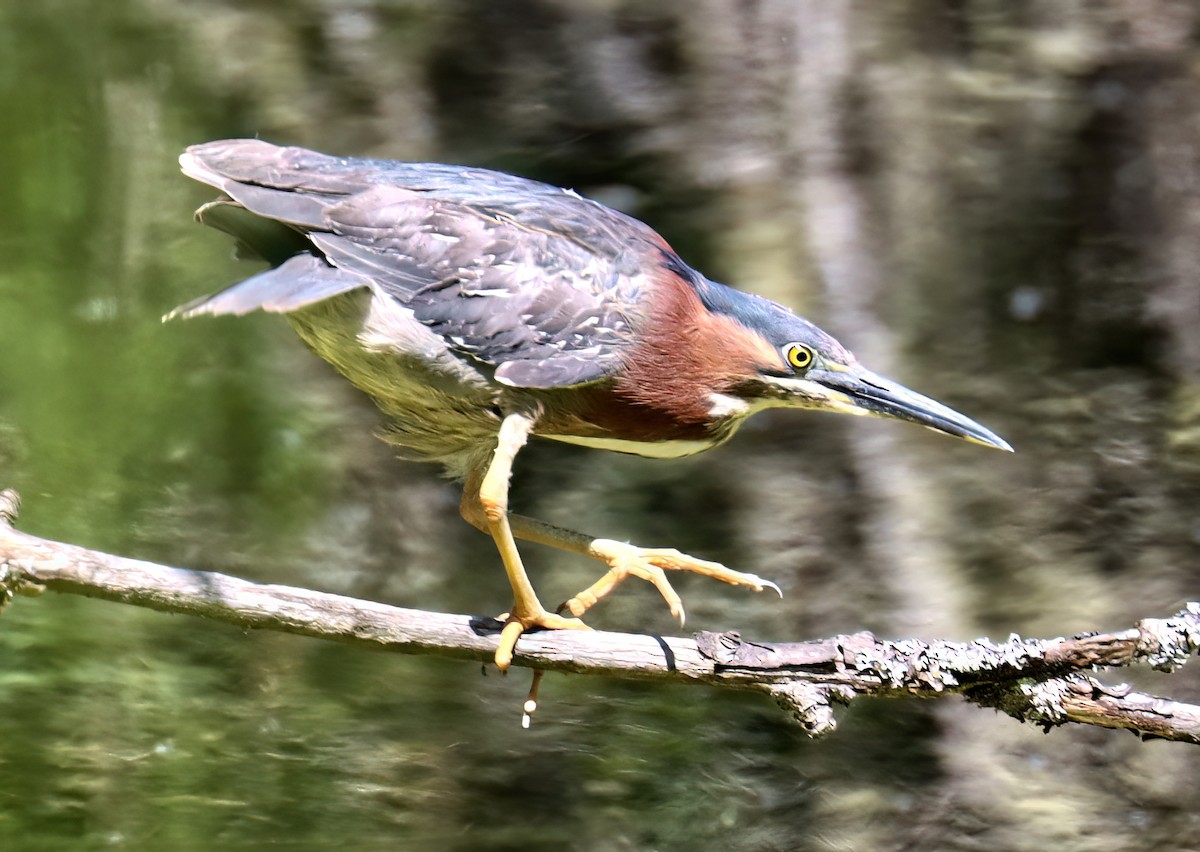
[784,343,814,370]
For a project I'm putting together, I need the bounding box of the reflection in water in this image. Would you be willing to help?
[0,1,1197,849]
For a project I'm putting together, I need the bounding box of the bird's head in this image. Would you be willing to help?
[698,280,1012,452]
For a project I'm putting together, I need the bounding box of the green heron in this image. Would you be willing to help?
[174,139,1010,675]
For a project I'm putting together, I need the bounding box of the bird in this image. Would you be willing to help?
[173,138,1010,680]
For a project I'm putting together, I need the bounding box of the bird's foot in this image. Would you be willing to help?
[559,539,782,622]
[493,607,590,672]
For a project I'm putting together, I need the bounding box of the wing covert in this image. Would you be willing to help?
[314,187,657,388]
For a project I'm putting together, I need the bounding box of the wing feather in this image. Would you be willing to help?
[180,139,673,387]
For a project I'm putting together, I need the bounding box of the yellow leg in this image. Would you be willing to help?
[476,413,588,670]
[462,414,779,667]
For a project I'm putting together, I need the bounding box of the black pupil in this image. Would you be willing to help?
[793,347,809,365]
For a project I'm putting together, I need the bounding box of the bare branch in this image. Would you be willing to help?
[1,488,1196,741]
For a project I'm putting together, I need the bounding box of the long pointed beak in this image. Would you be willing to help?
[805,366,1012,451]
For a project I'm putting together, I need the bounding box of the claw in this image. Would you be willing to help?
[760,578,784,598]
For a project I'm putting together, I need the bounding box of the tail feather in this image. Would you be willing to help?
[181,146,336,231]
[194,199,311,265]
[165,254,367,320]
[176,140,376,322]
[180,139,377,195]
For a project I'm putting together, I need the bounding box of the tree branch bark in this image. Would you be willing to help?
[1,488,1196,742]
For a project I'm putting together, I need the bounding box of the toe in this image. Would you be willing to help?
[494,619,525,671]
[626,564,685,625]
[494,610,591,670]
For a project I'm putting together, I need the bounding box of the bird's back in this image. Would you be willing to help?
[178,139,677,390]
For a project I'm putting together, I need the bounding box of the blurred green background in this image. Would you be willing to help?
[1,1,1198,849]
